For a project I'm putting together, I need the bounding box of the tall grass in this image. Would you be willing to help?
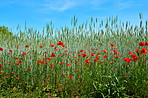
[0,15,148,97]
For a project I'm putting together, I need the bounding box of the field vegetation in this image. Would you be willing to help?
[0,14,148,97]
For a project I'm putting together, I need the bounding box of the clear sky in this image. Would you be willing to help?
[0,0,148,35]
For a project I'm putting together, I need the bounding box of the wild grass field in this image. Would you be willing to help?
[0,15,148,98]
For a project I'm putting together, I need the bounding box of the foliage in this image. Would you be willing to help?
[0,14,148,97]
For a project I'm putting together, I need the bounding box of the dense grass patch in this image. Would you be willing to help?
[0,15,148,97]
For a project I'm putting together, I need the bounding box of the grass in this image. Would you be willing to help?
[0,15,148,98]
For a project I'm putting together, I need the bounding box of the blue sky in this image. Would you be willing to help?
[0,0,148,35]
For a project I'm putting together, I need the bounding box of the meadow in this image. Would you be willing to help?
[0,15,148,98]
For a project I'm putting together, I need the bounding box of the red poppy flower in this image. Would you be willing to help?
[68,75,72,78]
[124,58,132,63]
[40,45,43,48]
[46,57,50,61]
[8,63,11,65]
[0,64,2,67]
[80,50,84,52]
[64,50,68,52]
[51,52,55,57]
[5,77,8,79]
[93,95,96,97]
[23,52,27,55]
[67,64,70,66]
[97,53,100,56]
[115,56,118,59]
[131,54,139,61]
[13,87,16,90]
[145,42,148,46]
[113,50,118,55]
[111,61,114,64]
[131,54,138,58]
[90,53,95,56]
[45,60,47,63]
[25,45,29,48]
[101,61,104,63]
[19,60,22,63]
[0,48,3,51]
[82,53,87,57]
[65,52,68,55]
[75,61,78,65]
[95,57,99,60]
[94,57,99,62]
[57,41,63,45]
[15,63,19,65]
[59,62,63,65]
[37,61,41,63]
[16,77,19,80]
[135,49,139,52]
[76,69,78,72]
[9,50,12,52]
[78,54,81,56]
[38,61,44,64]
[104,50,107,53]
[41,61,44,64]
[103,56,107,58]
[141,48,148,54]
[129,51,133,55]
[110,43,115,47]
[1,71,3,74]
[139,42,145,46]
[16,45,19,49]
[61,44,65,48]
[85,59,90,63]
[133,57,139,62]
[12,72,14,74]
[29,68,31,71]
[50,44,54,47]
